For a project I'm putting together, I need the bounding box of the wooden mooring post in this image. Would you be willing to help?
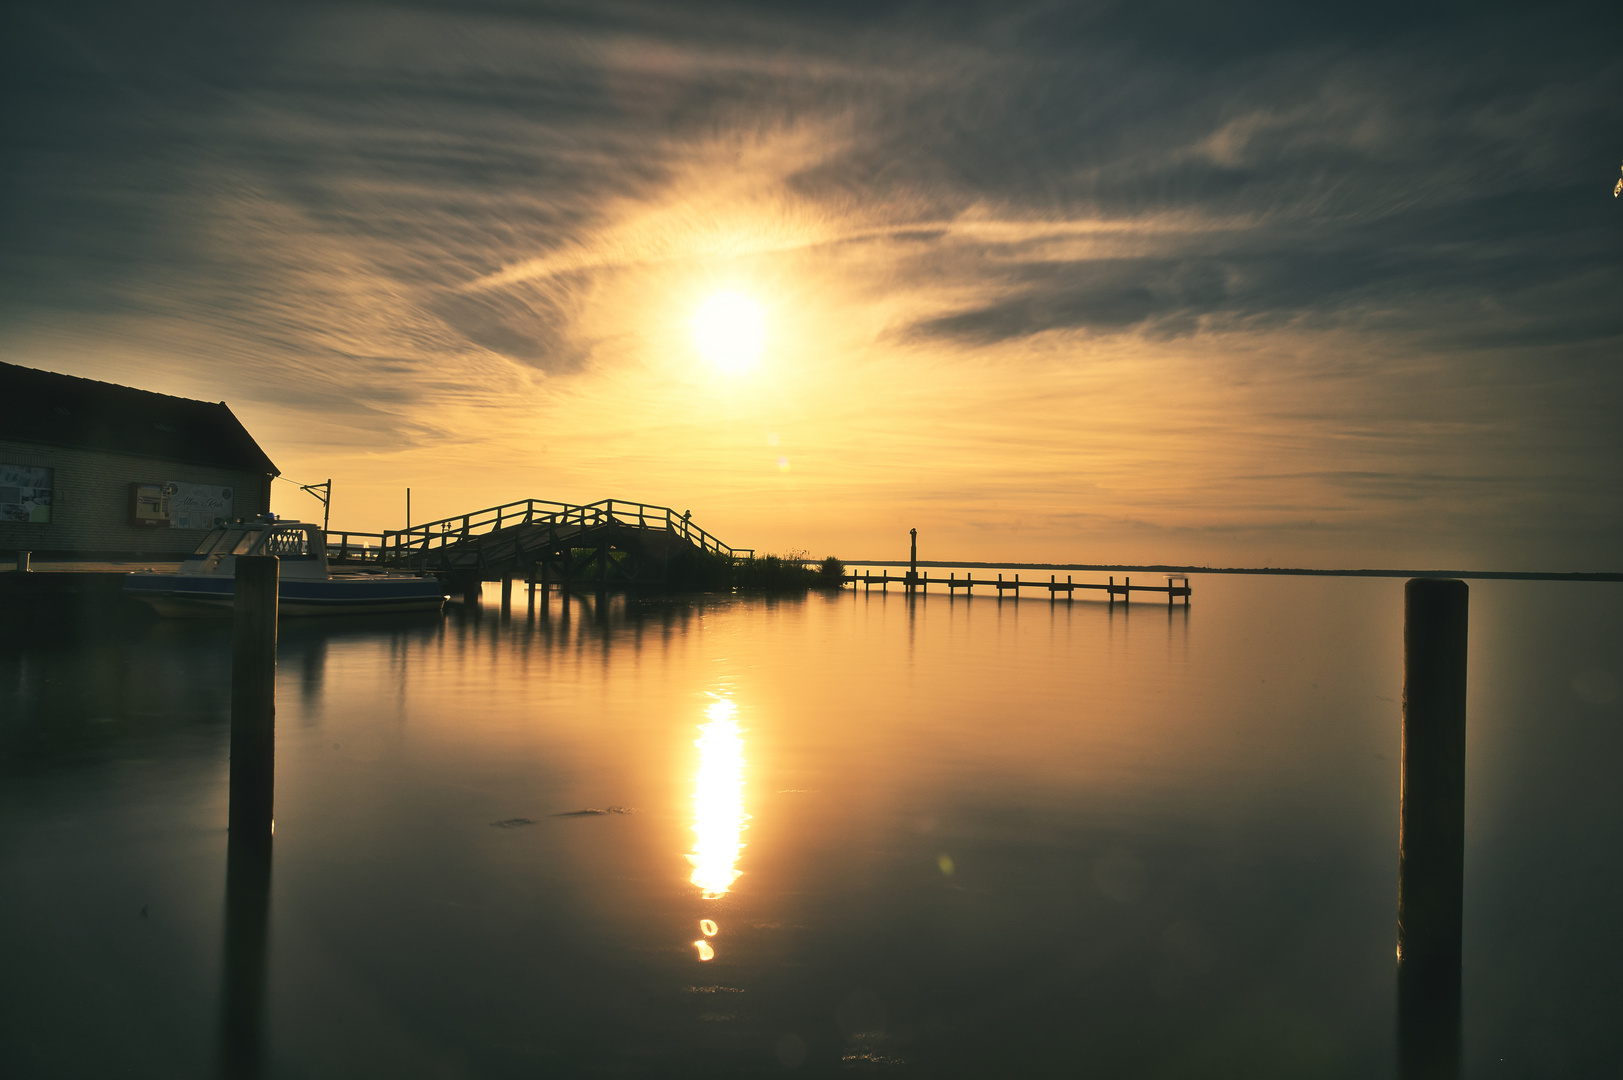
[218,835,272,1080]
[230,555,278,849]
[1398,577,1468,1080]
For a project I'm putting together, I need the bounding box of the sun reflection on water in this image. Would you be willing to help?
[688,698,747,900]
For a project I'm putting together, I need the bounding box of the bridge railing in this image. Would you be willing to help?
[324,530,389,564]
[367,498,752,567]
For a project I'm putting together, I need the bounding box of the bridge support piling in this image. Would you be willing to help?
[501,575,512,616]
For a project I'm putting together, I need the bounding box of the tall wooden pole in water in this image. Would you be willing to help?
[230,555,278,848]
[222,555,276,1076]
[1398,577,1468,1080]
[219,835,271,1079]
[908,528,918,593]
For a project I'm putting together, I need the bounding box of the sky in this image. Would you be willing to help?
[2,0,1620,569]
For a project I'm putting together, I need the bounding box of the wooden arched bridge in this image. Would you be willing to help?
[326,498,752,597]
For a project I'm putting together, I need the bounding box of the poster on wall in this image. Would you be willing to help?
[168,483,233,529]
[129,481,235,528]
[131,482,168,526]
[0,464,53,523]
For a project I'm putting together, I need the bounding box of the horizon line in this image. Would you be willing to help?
[838,560,1623,583]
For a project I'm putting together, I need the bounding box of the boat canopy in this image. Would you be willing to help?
[189,521,321,561]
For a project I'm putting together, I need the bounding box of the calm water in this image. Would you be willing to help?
[2,577,1619,1078]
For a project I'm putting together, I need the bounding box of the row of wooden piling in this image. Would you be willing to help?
[850,570,1193,607]
[463,564,604,614]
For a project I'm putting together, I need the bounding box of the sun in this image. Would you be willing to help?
[693,292,764,372]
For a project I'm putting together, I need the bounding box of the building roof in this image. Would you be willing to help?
[0,362,279,475]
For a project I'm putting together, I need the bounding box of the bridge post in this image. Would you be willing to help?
[462,576,480,609]
[501,575,512,616]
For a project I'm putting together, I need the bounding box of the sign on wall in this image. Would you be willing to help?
[129,481,235,529]
[0,463,53,523]
[168,482,233,529]
[131,482,167,526]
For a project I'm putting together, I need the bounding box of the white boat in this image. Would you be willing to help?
[123,516,446,617]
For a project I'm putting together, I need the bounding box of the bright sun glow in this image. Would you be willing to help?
[693,292,764,372]
[688,698,747,899]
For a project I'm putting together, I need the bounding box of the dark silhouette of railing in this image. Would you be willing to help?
[322,498,752,569]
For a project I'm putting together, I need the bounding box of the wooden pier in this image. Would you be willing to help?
[849,569,1191,606]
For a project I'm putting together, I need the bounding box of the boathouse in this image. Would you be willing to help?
[0,362,278,560]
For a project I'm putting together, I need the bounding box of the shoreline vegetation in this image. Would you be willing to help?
[671,551,845,593]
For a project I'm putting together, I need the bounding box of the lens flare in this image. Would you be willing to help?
[688,699,747,898]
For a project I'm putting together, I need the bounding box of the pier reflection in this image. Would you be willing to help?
[1398,960,1461,1080]
[217,839,272,1080]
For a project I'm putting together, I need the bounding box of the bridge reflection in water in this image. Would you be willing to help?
[689,698,747,961]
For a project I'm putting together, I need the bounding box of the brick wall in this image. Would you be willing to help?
[0,438,272,558]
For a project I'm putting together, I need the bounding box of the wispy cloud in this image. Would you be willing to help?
[1,0,1618,566]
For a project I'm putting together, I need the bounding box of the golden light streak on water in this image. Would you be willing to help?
[688,698,747,900]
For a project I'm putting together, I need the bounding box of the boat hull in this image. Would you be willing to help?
[123,573,446,618]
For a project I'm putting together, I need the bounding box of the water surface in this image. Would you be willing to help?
[2,577,1619,1077]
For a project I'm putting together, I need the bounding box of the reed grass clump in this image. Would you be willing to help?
[817,557,846,589]
[664,549,847,594]
[730,551,821,592]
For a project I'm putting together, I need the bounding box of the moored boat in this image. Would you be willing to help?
[123,516,445,617]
